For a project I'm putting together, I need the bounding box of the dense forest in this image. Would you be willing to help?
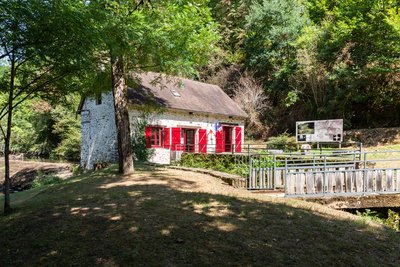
[1,0,399,159]
[203,0,400,138]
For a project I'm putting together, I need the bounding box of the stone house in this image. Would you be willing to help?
[78,72,247,169]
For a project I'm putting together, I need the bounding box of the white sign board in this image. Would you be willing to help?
[296,119,343,143]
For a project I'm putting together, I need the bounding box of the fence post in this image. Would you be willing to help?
[273,154,276,190]
[249,156,253,188]
[363,152,367,193]
[284,157,288,195]
[323,155,327,195]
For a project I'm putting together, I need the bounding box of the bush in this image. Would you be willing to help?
[267,133,297,151]
[52,128,81,161]
[178,153,250,177]
[131,119,153,161]
[356,208,400,231]
[71,164,81,176]
[386,209,400,231]
[31,174,62,188]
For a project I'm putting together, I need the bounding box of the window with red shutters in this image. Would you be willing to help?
[216,130,224,153]
[145,126,164,148]
[163,128,170,149]
[198,129,207,153]
[171,127,182,151]
[145,126,152,148]
[235,127,242,153]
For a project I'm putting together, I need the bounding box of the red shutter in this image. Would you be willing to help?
[171,127,181,151]
[235,127,242,153]
[216,130,224,153]
[198,129,207,154]
[163,128,170,149]
[145,126,152,148]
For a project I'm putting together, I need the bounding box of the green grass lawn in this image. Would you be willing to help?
[1,164,400,266]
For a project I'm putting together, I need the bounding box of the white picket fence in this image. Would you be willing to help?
[248,150,400,197]
[285,168,400,196]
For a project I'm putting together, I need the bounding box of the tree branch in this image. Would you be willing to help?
[0,124,5,140]
[0,71,70,121]
[0,68,55,118]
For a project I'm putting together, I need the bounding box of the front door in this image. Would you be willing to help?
[184,129,195,152]
[223,126,233,152]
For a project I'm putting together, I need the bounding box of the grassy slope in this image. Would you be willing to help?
[1,165,399,266]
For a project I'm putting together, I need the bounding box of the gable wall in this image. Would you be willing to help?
[80,93,118,170]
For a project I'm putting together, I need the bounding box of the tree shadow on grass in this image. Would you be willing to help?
[1,166,400,266]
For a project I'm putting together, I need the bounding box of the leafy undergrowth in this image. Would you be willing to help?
[1,164,400,266]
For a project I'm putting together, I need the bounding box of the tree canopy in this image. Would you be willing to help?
[0,0,220,211]
[204,0,400,134]
[0,0,101,213]
[83,0,220,174]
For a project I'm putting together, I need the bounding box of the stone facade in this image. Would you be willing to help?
[80,92,245,168]
[80,93,118,170]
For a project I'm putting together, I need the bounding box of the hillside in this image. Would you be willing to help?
[1,165,399,266]
[345,127,400,147]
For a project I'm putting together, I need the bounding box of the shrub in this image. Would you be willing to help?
[267,133,297,151]
[52,127,81,161]
[386,209,400,231]
[32,174,62,188]
[71,164,81,176]
[178,153,251,177]
[356,208,400,231]
[131,118,154,161]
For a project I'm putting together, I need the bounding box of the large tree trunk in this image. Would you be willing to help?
[3,57,15,214]
[111,54,134,174]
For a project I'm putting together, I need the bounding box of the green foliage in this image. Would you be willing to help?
[244,0,310,87]
[356,208,400,231]
[305,0,328,24]
[86,0,220,84]
[316,0,400,128]
[179,153,250,177]
[71,164,82,176]
[131,118,153,162]
[267,133,297,151]
[31,174,62,188]
[208,0,251,61]
[356,209,384,224]
[0,94,81,160]
[386,209,400,231]
[52,127,80,162]
[205,0,400,134]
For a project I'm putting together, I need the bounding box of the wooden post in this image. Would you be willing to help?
[284,157,288,195]
[273,155,276,189]
[323,155,326,195]
[386,170,393,192]
[363,152,367,193]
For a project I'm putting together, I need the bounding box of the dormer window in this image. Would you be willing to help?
[170,90,181,97]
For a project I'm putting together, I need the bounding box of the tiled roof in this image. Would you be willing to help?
[128,72,247,118]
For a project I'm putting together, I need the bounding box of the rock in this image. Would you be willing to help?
[301,144,311,155]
